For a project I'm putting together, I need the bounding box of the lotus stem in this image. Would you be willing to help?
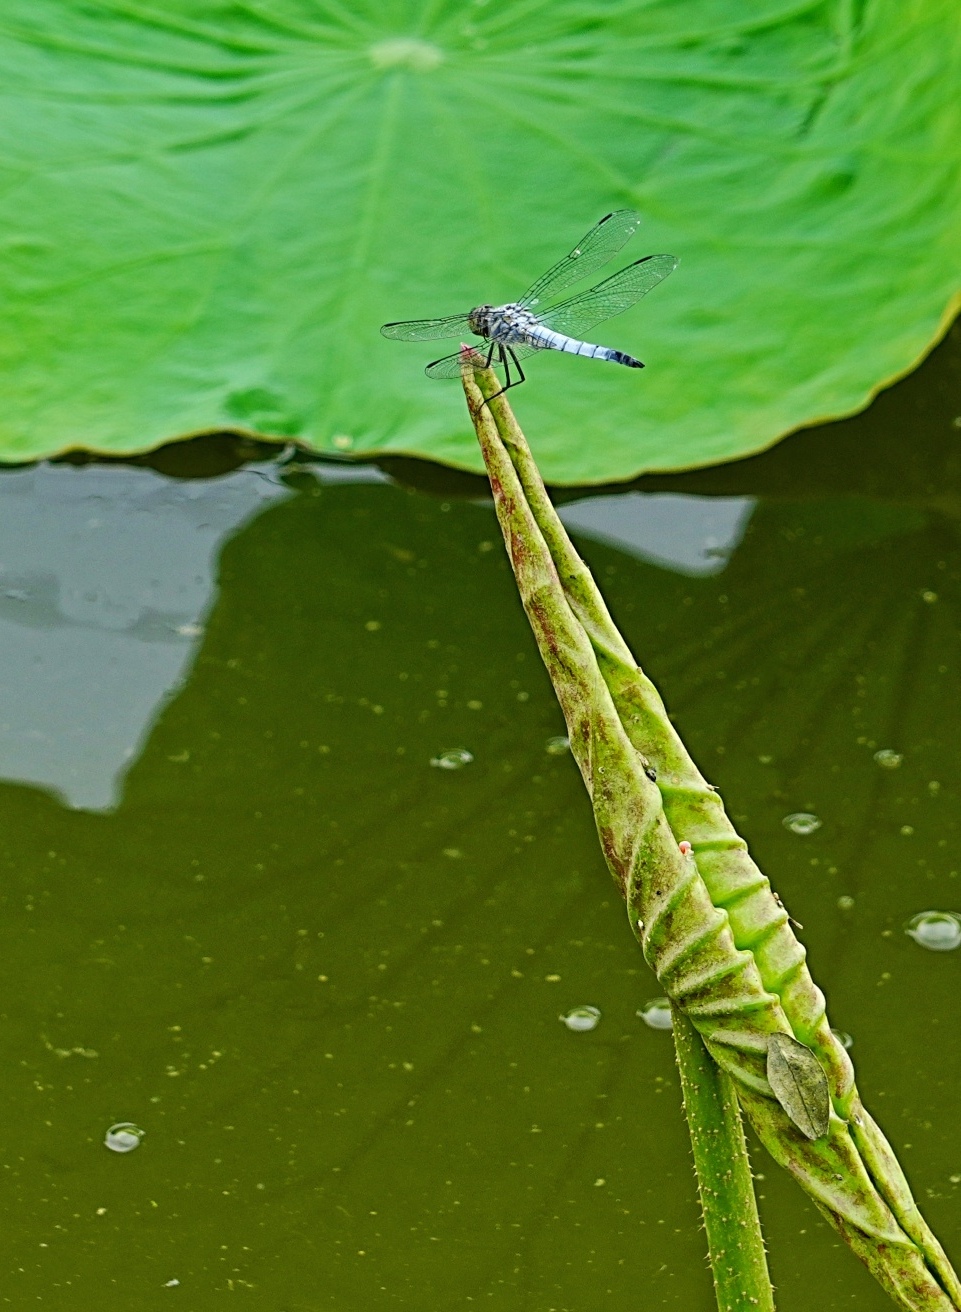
[672,1005,775,1312]
[461,355,961,1312]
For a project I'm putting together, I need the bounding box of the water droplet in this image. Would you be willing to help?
[104,1122,145,1153]
[430,748,473,770]
[545,735,570,756]
[874,749,903,770]
[832,1028,854,1050]
[783,812,822,836]
[560,1005,601,1033]
[837,895,855,910]
[905,911,961,952]
[637,998,673,1031]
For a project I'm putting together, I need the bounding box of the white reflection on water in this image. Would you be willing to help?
[0,462,293,810]
[557,492,755,576]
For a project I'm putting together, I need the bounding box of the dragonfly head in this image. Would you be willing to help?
[467,305,493,338]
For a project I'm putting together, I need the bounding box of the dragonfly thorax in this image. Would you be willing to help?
[468,302,541,345]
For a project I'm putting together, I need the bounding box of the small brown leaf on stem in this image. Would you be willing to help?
[767,1032,831,1141]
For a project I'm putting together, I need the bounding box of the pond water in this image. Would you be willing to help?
[1,322,960,1310]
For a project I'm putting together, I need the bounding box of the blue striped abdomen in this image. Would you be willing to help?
[529,327,642,368]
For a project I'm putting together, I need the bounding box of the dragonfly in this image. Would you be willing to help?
[380,210,677,400]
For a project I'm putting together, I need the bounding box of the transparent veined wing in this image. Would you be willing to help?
[538,254,678,338]
[425,345,492,380]
[518,209,642,311]
[424,342,541,381]
[380,313,471,342]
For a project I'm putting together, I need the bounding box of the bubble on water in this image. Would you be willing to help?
[874,748,903,770]
[104,1122,145,1153]
[560,1005,601,1033]
[545,735,571,756]
[832,1028,854,1050]
[783,812,822,836]
[430,748,473,770]
[637,998,673,1031]
[905,911,961,952]
[837,895,855,911]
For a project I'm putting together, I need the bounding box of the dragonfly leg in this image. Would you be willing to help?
[507,346,526,386]
[479,345,509,407]
[483,344,526,407]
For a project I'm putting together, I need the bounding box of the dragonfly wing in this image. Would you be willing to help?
[425,340,545,381]
[424,345,494,380]
[518,210,642,310]
[381,313,472,342]
[504,342,542,361]
[538,254,678,338]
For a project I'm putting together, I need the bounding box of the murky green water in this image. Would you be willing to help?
[2,324,960,1309]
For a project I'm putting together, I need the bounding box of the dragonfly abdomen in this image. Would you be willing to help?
[527,326,643,369]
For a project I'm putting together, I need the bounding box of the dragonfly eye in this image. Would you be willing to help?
[467,305,492,336]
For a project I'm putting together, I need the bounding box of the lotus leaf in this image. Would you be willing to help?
[0,0,958,479]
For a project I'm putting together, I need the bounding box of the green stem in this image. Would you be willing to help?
[461,359,961,1312]
[476,373,961,1310]
[672,1006,775,1312]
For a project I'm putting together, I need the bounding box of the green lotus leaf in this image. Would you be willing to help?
[0,0,958,480]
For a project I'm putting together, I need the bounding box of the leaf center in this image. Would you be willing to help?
[369,38,444,73]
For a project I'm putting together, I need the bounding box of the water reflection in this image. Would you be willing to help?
[0,454,391,810]
[557,492,755,576]
[0,462,289,809]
